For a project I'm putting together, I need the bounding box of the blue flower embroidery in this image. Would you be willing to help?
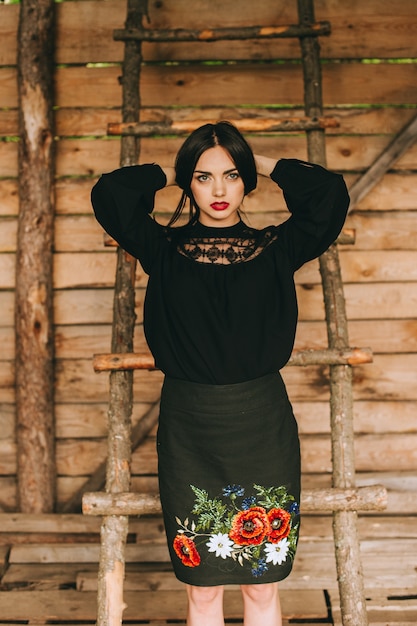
[251,557,269,577]
[289,502,300,515]
[222,484,245,497]
[242,496,257,510]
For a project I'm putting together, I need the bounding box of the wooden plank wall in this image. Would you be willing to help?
[0,0,416,512]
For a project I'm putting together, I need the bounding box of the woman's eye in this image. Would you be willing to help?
[228,172,240,180]
[196,174,209,182]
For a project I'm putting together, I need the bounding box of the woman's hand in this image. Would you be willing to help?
[254,154,278,178]
[160,166,177,187]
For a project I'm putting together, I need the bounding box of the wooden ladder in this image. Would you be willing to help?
[83,1,387,624]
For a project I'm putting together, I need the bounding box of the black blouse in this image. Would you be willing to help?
[91,159,349,384]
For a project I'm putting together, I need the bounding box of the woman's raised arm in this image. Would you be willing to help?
[160,165,177,186]
[254,154,278,178]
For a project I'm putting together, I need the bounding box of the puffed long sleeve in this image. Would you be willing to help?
[271,159,350,270]
[91,164,167,273]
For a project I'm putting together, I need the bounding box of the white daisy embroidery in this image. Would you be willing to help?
[264,538,290,565]
[206,533,234,559]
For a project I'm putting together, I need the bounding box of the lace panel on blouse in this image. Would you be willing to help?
[174,228,279,265]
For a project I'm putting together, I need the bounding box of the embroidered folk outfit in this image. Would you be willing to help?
[91,158,349,586]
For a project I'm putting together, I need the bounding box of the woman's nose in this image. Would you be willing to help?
[212,179,226,196]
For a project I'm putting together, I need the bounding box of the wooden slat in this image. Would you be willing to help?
[66,133,417,175]
[2,210,417,255]
[54,361,164,404]
[49,478,417,520]
[3,207,417,256]
[0,514,163,538]
[48,211,417,253]
[52,471,417,516]
[56,398,417,437]
[299,433,417,474]
[300,282,417,321]
[1,249,416,290]
[0,588,328,621]
[1,473,415,519]
[108,116,339,136]
[72,431,417,474]
[340,250,417,282]
[113,22,332,44]
[6,538,417,590]
[293,399,417,435]
[45,319,417,361]
[52,63,417,108]
[1,1,417,65]
[330,589,417,624]
[303,473,417,516]
[0,430,405,477]
[55,327,148,360]
[4,352,417,407]
[75,550,417,593]
[92,346,373,372]
[0,353,414,406]
[0,511,416,541]
[55,401,153,438]
[2,135,417,179]
[0,401,14,439]
[2,281,417,328]
[1,63,417,110]
[54,290,116,325]
[0,437,15,473]
[81,485,387,516]
[2,563,98,586]
[30,354,417,403]
[2,105,417,139]
[53,397,417,437]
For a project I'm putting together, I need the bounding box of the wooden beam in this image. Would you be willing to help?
[113,22,331,43]
[95,1,148,625]
[92,347,373,372]
[107,116,340,136]
[15,0,56,514]
[82,484,387,516]
[298,0,369,623]
[349,113,417,210]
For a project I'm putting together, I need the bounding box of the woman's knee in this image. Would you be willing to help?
[186,584,224,608]
[241,582,279,606]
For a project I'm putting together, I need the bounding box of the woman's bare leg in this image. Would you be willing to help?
[240,582,282,626]
[186,584,225,626]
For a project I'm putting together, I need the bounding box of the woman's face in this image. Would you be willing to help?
[190,145,245,227]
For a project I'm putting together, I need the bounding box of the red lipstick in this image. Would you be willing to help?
[210,202,229,211]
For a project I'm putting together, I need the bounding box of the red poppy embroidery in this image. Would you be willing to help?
[267,508,291,543]
[229,506,271,546]
[173,534,201,567]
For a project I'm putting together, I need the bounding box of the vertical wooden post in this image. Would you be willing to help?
[15,0,56,513]
[96,1,148,625]
[297,1,369,624]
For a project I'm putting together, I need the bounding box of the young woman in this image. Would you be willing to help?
[91,121,349,626]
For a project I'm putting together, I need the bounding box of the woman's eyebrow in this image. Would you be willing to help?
[194,168,238,175]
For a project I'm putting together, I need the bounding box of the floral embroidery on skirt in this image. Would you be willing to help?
[158,373,301,585]
[173,483,300,578]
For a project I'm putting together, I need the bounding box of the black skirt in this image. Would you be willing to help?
[157,372,301,586]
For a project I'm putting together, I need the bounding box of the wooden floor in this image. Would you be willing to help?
[0,512,416,625]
